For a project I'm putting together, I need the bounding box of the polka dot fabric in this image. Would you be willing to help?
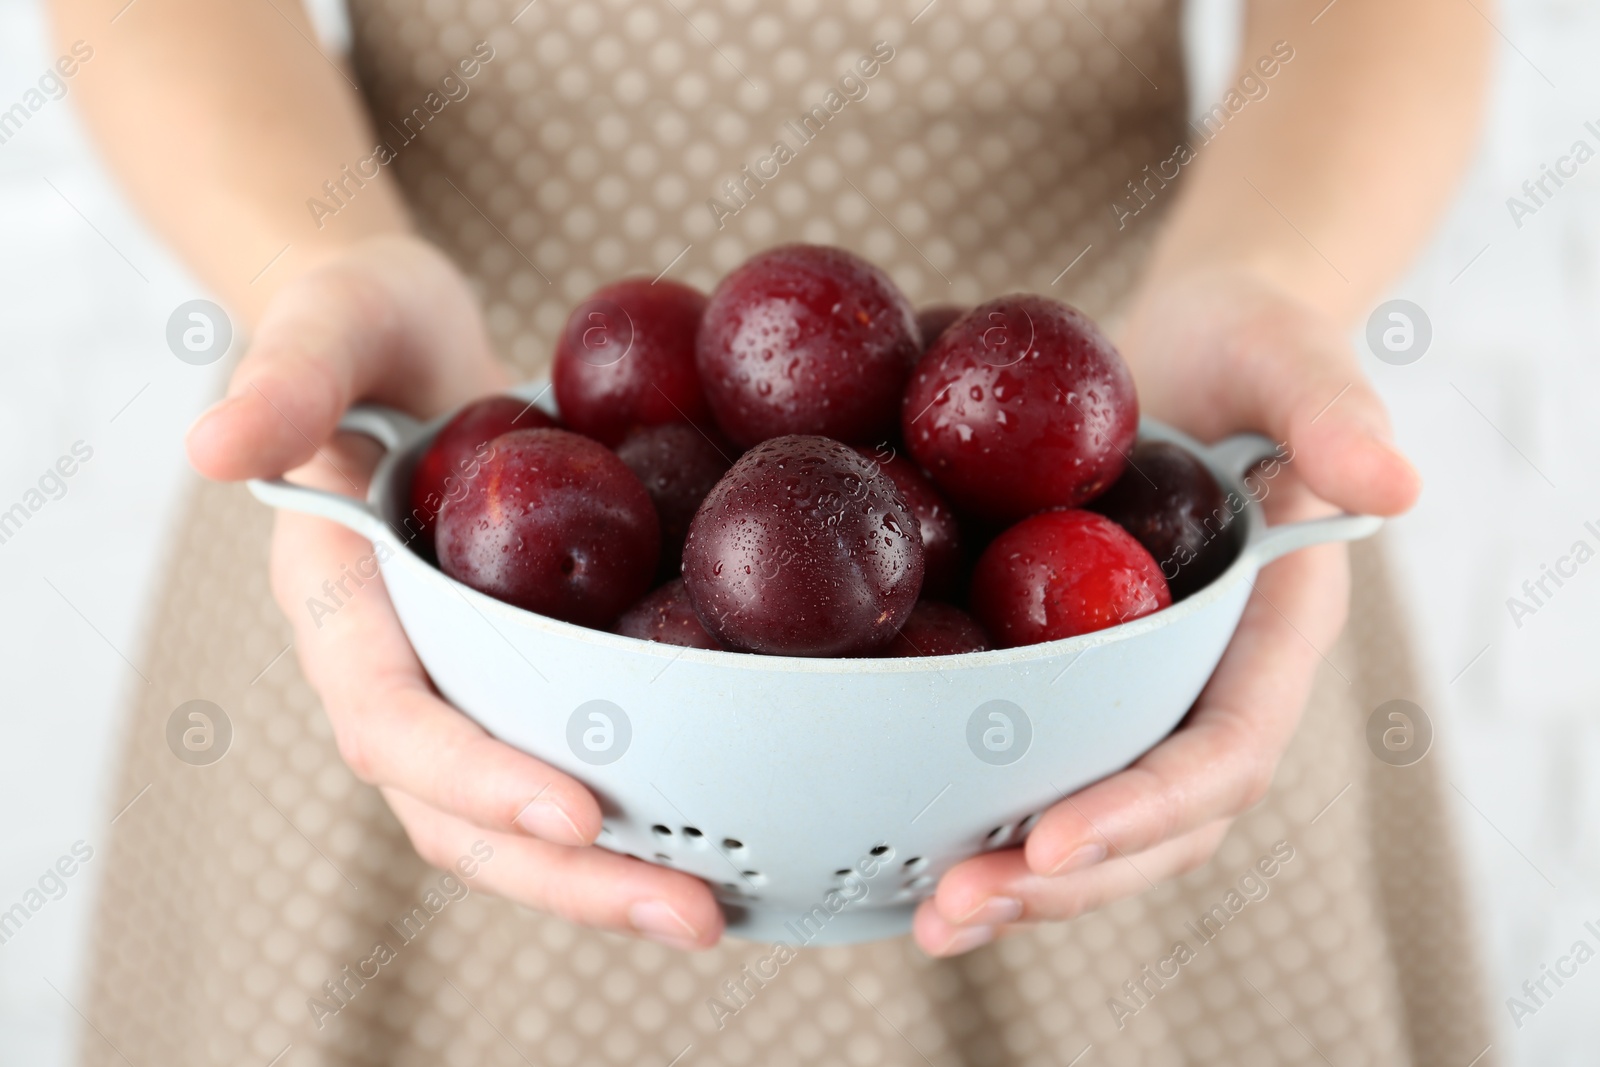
[79,2,1495,1065]
[347,0,1183,360]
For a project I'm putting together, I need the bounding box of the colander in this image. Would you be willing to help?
[248,381,1379,945]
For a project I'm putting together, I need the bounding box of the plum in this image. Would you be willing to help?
[1089,440,1240,600]
[552,278,710,446]
[902,294,1138,522]
[879,601,990,657]
[854,446,963,599]
[408,395,557,544]
[682,435,924,656]
[615,579,722,649]
[915,305,968,350]
[970,509,1169,647]
[696,244,921,447]
[436,428,658,628]
[615,422,734,573]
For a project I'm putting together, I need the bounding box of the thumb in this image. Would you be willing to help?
[1251,348,1421,518]
[185,237,509,482]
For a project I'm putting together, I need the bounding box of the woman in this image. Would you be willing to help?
[53,0,1496,1062]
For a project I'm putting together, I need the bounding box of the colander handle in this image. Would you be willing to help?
[245,404,423,542]
[1209,432,1384,566]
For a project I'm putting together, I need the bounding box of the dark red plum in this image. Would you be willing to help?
[970,509,1169,647]
[615,579,722,649]
[915,305,968,350]
[696,244,921,447]
[682,435,924,656]
[902,294,1138,522]
[436,429,658,628]
[854,446,963,599]
[615,423,734,573]
[879,601,990,657]
[1089,440,1240,600]
[552,278,710,446]
[409,395,557,544]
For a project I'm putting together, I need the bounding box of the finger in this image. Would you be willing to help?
[914,822,1230,955]
[269,447,597,846]
[1022,513,1348,877]
[187,236,508,482]
[386,789,724,950]
[1187,311,1419,518]
[1250,339,1420,518]
[1121,274,1420,518]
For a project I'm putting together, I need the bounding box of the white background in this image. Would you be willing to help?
[0,0,1596,1063]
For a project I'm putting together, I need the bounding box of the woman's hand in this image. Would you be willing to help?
[912,267,1422,957]
[187,234,724,950]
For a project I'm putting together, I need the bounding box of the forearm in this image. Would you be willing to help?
[50,0,409,324]
[1142,0,1493,324]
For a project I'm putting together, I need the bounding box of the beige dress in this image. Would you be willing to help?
[79,2,1496,1064]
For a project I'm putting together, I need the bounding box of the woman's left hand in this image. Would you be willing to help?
[913,266,1421,956]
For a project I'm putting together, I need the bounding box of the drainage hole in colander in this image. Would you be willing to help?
[651,824,672,839]
[902,857,927,875]
[903,874,934,892]
[740,871,768,886]
[1018,812,1042,835]
[682,826,705,844]
[985,824,1014,848]
[721,838,745,853]
[833,868,852,878]
[654,853,673,863]
[870,844,891,856]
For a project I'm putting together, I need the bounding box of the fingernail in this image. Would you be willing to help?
[933,924,995,957]
[1370,431,1415,468]
[514,799,586,845]
[187,394,245,437]
[629,900,701,949]
[1047,842,1107,876]
[956,896,1022,926]
[1353,408,1395,443]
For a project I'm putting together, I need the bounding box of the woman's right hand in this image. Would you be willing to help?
[186,234,724,950]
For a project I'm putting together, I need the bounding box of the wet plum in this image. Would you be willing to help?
[854,446,963,599]
[681,435,924,656]
[879,601,990,657]
[408,395,557,544]
[615,579,723,649]
[1089,440,1240,600]
[902,294,1137,522]
[696,244,920,447]
[553,278,710,446]
[436,428,658,628]
[970,509,1169,647]
[915,305,968,350]
[615,422,734,573]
